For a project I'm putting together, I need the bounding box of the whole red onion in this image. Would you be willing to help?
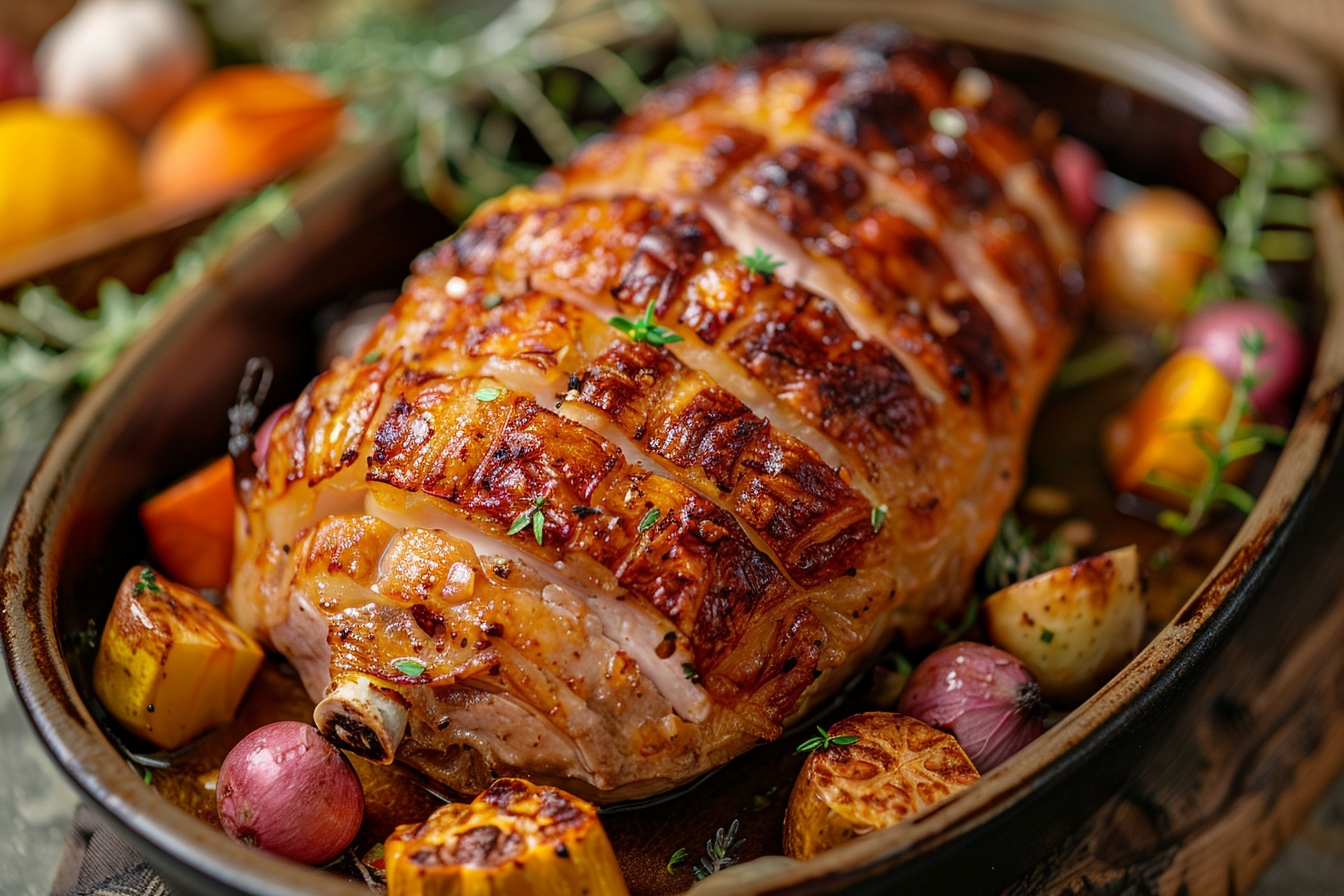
[1179,300,1306,420]
[1052,136,1104,232]
[897,643,1046,772]
[0,32,37,102]
[217,721,364,864]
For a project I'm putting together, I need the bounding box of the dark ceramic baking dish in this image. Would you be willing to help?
[6,4,1344,894]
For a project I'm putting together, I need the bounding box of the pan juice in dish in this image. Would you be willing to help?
[85,22,1317,896]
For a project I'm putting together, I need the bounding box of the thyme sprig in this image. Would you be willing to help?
[1194,82,1328,307]
[740,247,785,283]
[983,512,1068,593]
[692,818,745,880]
[0,186,297,485]
[666,846,690,874]
[281,0,745,217]
[794,725,860,754]
[507,496,549,545]
[1144,330,1287,535]
[609,301,683,346]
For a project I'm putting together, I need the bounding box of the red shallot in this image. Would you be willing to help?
[897,642,1046,772]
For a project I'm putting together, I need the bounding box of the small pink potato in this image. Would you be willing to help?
[217,721,364,864]
[1179,300,1307,419]
[1052,137,1104,232]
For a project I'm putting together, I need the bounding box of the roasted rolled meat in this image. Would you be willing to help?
[228,24,1084,801]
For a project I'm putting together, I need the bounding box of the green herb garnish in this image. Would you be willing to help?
[475,387,502,402]
[609,302,683,346]
[983,512,1067,593]
[692,819,746,880]
[740,247,785,283]
[871,503,888,533]
[1144,330,1287,535]
[394,659,427,677]
[508,496,548,545]
[1040,629,1055,644]
[133,568,162,596]
[666,847,690,874]
[638,507,660,532]
[1194,82,1328,307]
[933,594,982,647]
[362,349,383,364]
[482,293,503,310]
[794,725,861,754]
[682,662,700,683]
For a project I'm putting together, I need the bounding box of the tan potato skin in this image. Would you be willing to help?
[982,545,1146,704]
[783,713,980,860]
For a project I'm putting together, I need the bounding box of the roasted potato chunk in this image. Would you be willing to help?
[783,713,980,860]
[93,566,263,749]
[982,545,1146,704]
[384,778,629,896]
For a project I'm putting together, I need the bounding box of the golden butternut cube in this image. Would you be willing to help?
[385,778,629,896]
[783,713,980,860]
[93,566,263,750]
[982,545,1146,704]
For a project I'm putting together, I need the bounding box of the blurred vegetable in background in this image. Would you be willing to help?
[144,66,343,202]
[1089,187,1220,326]
[0,31,37,102]
[36,0,210,134]
[0,0,734,487]
[0,99,142,254]
[1101,350,1240,500]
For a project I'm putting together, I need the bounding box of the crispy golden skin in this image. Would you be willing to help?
[229,25,1081,801]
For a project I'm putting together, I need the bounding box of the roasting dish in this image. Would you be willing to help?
[5,4,1344,895]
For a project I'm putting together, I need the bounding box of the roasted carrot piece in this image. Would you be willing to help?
[139,456,236,590]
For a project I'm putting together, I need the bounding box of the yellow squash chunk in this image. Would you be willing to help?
[982,545,1146,704]
[384,778,629,896]
[783,713,980,860]
[1101,351,1245,505]
[93,566,263,750]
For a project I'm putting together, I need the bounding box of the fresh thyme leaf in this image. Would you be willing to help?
[609,303,683,346]
[361,350,383,364]
[936,594,982,647]
[638,507,660,532]
[1040,629,1055,644]
[74,619,99,651]
[475,387,502,402]
[667,847,690,873]
[506,513,532,536]
[740,247,785,283]
[482,293,503,310]
[1146,329,1285,536]
[682,662,700,683]
[133,568,162,596]
[984,512,1068,593]
[871,503,888,533]
[143,768,153,786]
[532,506,545,545]
[795,725,860,754]
[750,785,779,811]
[394,659,427,677]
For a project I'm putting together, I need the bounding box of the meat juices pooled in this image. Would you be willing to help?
[229,24,1084,802]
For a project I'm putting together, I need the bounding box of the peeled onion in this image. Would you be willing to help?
[36,0,210,134]
[217,721,364,865]
[1179,300,1306,420]
[897,642,1046,772]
